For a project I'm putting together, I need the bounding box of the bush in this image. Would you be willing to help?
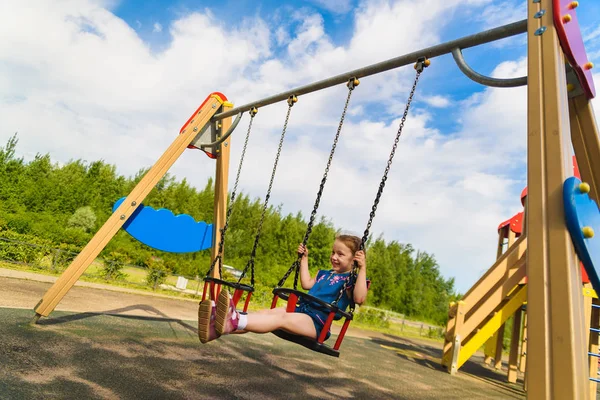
[102,251,127,280]
[145,257,168,289]
[0,238,47,265]
[354,307,390,329]
[67,206,97,232]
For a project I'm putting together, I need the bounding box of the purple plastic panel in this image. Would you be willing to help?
[553,0,596,99]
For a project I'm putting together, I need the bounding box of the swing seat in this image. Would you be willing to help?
[202,277,254,313]
[270,288,354,357]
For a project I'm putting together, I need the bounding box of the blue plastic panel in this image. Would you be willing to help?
[113,197,213,253]
[563,177,600,293]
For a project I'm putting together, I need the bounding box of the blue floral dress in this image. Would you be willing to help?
[295,269,352,340]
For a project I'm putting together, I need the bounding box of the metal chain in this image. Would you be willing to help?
[238,96,297,286]
[277,78,358,289]
[205,108,257,279]
[334,59,427,310]
[301,78,358,246]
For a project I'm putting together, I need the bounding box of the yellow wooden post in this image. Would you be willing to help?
[33,95,225,320]
[494,229,517,369]
[210,102,233,277]
[519,310,528,373]
[485,226,509,365]
[526,0,588,397]
[494,323,505,370]
[508,308,523,383]
[448,300,466,375]
[442,302,457,368]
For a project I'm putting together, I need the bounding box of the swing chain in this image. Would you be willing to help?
[334,58,427,311]
[238,97,296,286]
[301,77,359,246]
[276,78,358,290]
[292,77,359,290]
[205,109,257,279]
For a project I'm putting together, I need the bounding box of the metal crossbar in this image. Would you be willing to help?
[212,19,527,121]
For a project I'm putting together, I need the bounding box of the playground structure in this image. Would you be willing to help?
[29,0,598,397]
[441,157,600,390]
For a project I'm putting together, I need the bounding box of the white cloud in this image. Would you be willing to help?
[423,95,451,108]
[308,0,354,14]
[1,0,598,295]
[153,22,162,33]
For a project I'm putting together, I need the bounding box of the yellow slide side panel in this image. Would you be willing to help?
[457,285,527,370]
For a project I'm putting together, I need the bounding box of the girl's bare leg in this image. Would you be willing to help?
[245,311,317,338]
[216,291,317,339]
[232,307,286,334]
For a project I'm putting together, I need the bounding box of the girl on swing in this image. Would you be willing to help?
[198,234,368,343]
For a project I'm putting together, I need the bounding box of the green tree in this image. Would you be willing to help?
[67,206,97,232]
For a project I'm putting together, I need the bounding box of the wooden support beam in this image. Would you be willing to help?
[519,310,528,374]
[484,226,509,366]
[508,308,523,383]
[494,324,505,370]
[210,102,233,277]
[448,301,466,375]
[525,0,588,397]
[33,95,224,319]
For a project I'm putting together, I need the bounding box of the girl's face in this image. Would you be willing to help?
[330,239,355,273]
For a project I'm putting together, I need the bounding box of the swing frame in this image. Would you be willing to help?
[32,6,599,396]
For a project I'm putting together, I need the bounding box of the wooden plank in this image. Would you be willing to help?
[461,235,527,305]
[34,95,223,318]
[526,0,588,397]
[463,235,527,314]
[457,285,527,370]
[459,255,526,338]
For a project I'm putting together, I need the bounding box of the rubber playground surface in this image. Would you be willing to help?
[0,275,526,399]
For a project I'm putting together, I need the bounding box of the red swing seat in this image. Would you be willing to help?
[270,288,354,357]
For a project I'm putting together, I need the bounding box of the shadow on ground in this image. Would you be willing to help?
[0,308,525,399]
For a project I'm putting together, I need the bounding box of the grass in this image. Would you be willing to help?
[0,260,204,300]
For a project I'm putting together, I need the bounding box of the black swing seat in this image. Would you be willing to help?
[271,288,353,358]
[203,277,254,293]
[272,329,341,357]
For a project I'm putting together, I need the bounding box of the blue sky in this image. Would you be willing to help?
[1,0,599,293]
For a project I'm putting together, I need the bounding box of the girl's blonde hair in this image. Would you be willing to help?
[335,234,361,254]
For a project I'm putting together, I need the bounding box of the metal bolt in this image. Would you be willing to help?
[535,26,547,36]
[224,142,228,147]
[212,104,216,109]
[120,215,126,220]
[534,10,545,18]
[131,201,137,206]
[193,127,198,132]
